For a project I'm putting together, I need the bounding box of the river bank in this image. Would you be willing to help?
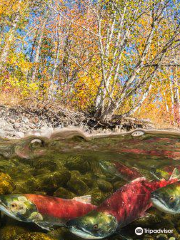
[0,101,155,139]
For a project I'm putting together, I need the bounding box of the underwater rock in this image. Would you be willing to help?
[14,233,56,240]
[34,168,51,176]
[143,235,155,240]
[64,156,90,174]
[13,181,31,194]
[156,234,168,240]
[67,171,89,195]
[53,187,75,199]
[37,170,71,193]
[0,172,14,194]
[48,227,82,240]
[33,159,58,172]
[13,177,38,194]
[80,173,94,188]
[0,225,28,240]
[87,187,107,205]
[113,181,126,191]
[97,179,113,192]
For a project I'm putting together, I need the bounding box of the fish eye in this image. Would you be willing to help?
[11,203,17,208]
[170,196,174,202]
[93,224,99,231]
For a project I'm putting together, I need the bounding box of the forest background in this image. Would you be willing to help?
[0,0,179,128]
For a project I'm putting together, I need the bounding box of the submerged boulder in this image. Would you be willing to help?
[36,169,71,193]
[97,179,113,193]
[64,156,90,174]
[0,172,14,194]
[67,171,89,195]
[0,225,28,240]
[53,187,75,199]
[14,233,56,240]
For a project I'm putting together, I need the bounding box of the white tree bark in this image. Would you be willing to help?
[31,16,47,83]
[0,0,22,70]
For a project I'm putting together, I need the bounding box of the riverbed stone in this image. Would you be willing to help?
[37,170,71,193]
[64,156,90,174]
[0,225,28,240]
[53,187,75,199]
[113,181,126,190]
[88,187,107,205]
[14,232,56,240]
[67,172,89,195]
[0,172,14,194]
[97,179,113,192]
[48,227,82,240]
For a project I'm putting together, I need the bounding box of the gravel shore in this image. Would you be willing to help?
[0,103,154,139]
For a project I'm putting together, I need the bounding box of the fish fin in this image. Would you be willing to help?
[169,168,180,180]
[34,221,55,231]
[138,212,152,219]
[29,212,43,221]
[131,177,146,182]
[73,195,91,204]
[150,167,162,180]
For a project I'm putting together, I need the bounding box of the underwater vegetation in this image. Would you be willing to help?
[0,129,180,239]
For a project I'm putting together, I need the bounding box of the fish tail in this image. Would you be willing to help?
[150,167,180,181]
[169,168,180,180]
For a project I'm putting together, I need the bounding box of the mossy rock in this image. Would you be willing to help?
[14,233,56,240]
[13,178,38,194]
[65,156,90,174]
[37,169,71,192]
[53,187,75,199]
[113,181,126,191]
[156,234,168,240]
[80,173,94,188]
[0,225,28,240]
[67,173,89,195]
[143,235,155,240]
[0,172,14,194]
[97,179,113,192]
[33,159,58,171]
[88,187,107,205]
[48,227,82,240]
[33,168,51,176]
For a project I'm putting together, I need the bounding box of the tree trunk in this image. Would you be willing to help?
[169,78,175,125]
[122,84,152,117]
[0,0,22,71]
[31,17,47,83]
[48,17,62,99]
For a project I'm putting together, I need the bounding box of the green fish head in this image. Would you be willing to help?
[151,181,180,214]
[0,195,38,222]
[67,211,118,239]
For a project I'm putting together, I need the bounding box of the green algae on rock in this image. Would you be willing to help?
[14,233,56,240]
[48,227,82,240]
[64,156,90,174]
[0,172,14,194]
[97,179,113,192]
[36,170,71,193]
[67,173,89,195]
[0,225,28,240]
[53,187,75,199]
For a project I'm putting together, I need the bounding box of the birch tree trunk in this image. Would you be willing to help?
[31,16,47,83]
[0,0,22,71]
[48,17,62,99]
[169,77,175,125]
[93,1,180,121]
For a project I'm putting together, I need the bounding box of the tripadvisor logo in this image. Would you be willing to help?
[135,227,173,235]
[135,227,143,235]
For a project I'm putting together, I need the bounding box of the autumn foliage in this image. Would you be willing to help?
[0,0,179,127]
